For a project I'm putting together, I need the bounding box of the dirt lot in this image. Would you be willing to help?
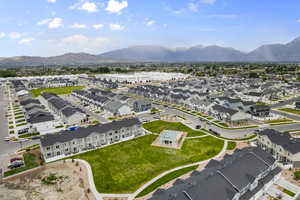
[0,160,96,200]
[282,168,300,187]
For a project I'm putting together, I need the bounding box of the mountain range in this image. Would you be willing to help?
[1,37,300,66]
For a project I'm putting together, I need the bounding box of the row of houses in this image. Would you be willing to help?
[40,92,88,126]
[26,77,79,89]
[79,77,118,89]
[19,97,61,134]
[129,84,271,124]
[40,118,145,162]
[257,129,300,168]
[150,147,281,200]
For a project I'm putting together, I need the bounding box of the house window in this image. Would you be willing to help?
[57,152,60,156]
[47,153,51,157]
[46,147,50,151]
[56,145,60,149]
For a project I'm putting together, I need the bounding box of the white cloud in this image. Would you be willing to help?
[188,2,199,12]
[200,0,216,5]
[146,20,156,26]
[70,0,99,13]
[109,23,124,31]
[71,23,89,29]
[297,19,300,22]
[37,18,52,25]
[18,38,34,45]
[9,32,22,39]
[106,0,128,13]
[93,24,104,30]
[0,32,6,38]
[60,34,111,53]
[48,0,57,3]
[48,17,63,29]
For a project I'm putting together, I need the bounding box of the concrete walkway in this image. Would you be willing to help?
[76,139,228,200]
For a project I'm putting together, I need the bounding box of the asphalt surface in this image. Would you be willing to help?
[0,86,38,157]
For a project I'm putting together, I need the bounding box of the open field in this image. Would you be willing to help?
[30,86,85,97]
[72,134,223,193]
[143,120,206,137]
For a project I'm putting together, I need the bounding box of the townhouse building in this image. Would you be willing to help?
[150,147,281,200]
[41,92,87,126]
[257,129,300,168]
[40,118,145,162]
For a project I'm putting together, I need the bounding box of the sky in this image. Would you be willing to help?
[0,0,300,57]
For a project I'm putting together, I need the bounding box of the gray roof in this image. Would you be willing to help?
[212,104,239,116]
[40,118,141,147]
[149,147,279,200]
[258,129,300,154]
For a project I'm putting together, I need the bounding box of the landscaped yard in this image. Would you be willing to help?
[278,108,300,116]
[30,86,85,97]
[264,118,293,124]
[227,142,236,150]
[71,134,224,193]
[136,165,198,197]
[4,153,39,177]
[19,132,40,139]
[143,120,206,137]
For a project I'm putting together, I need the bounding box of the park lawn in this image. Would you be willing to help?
[143,120,206,137]
[227,142,237,150]
[278,108,300,116]
[30,86,85,97]
[72,135,223,194]
[136,165,198,197]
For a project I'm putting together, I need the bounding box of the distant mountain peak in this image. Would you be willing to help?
[1,36,300,66]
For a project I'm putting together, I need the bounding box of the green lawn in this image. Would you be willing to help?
[19,132,40,139]
[278,108,300,116]
[264,118,293,124]
[72,135,223,193]
[143,120,206,137]
[136,165,198,197]
[30,86,85,97]
[227,142,237,150]
[4,153,39,177]
[282,188,296,197]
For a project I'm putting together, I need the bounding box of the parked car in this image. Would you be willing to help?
[4,137,10,141]
[8,161,24,169]
[31,136,41,140]
[10,157,23,163]
[195,125,202,129]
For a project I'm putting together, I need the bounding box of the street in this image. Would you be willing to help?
[0,86,38,157]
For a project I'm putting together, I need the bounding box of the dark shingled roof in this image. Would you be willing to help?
[149,147,280,200]
[40,118,141,147]
[258,129,300,154]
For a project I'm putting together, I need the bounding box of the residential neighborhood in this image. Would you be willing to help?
[1,70,300,200]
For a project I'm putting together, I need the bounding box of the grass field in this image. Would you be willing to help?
[136,165,198,197]
[72,135,223,193]
[4,153,39,177]
[30,86,85,97]
[143,120,206,137]
[278,108,300,116]
[227,142,237,150]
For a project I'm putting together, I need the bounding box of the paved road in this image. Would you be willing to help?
[271,110,300,121]
[0,86,38,157]
[271,96,300,109]
[160,105,300,139]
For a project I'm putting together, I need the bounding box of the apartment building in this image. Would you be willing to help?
[257,129,300,168]
[40,118,145,162]
[150,147,281,200]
